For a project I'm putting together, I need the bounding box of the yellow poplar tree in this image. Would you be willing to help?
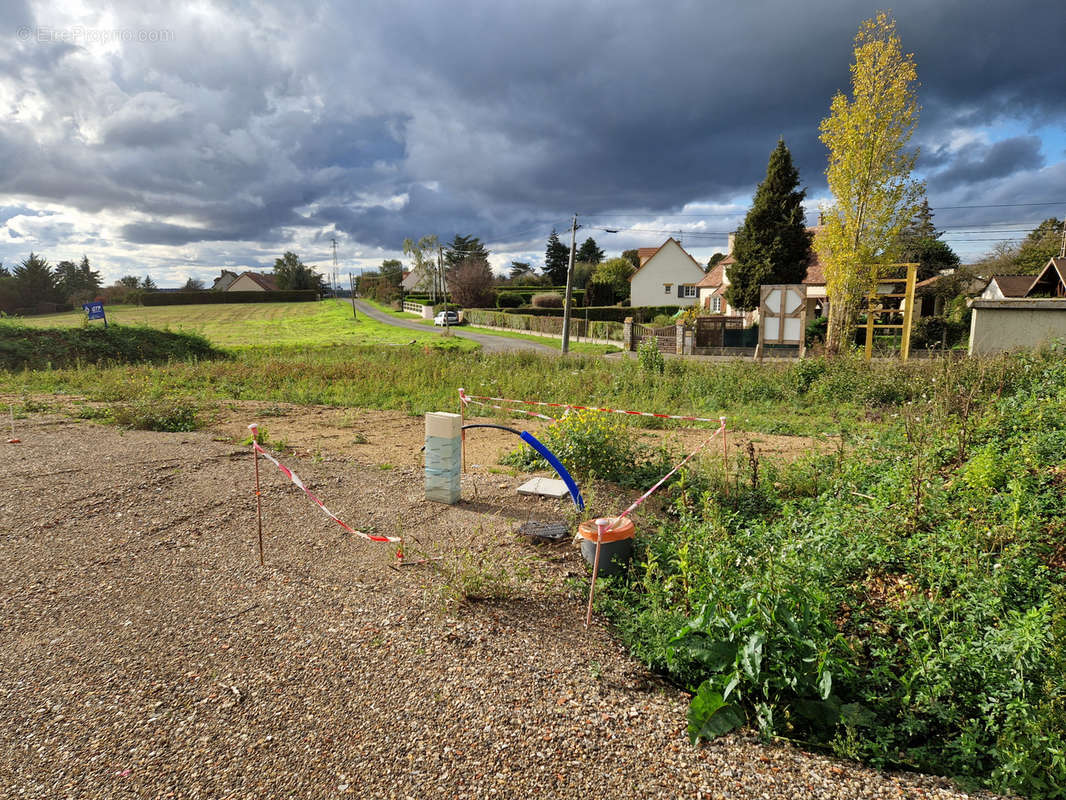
[816,13,924,353]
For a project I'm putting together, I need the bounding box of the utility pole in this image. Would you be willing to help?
[1059,216,1065,259]
[561,213,579,353]
[349,273,357,319]
[331,238,338,296]
[439,245,449,331]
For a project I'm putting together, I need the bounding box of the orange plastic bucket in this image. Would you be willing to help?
[577,516,635,543]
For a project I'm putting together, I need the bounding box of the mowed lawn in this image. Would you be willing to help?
[19,300,478,350]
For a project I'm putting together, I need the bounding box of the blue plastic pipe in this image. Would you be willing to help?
[519,431,585,511]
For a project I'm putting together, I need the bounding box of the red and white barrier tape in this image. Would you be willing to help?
[458,388,722,425]
[251,440,400,544]
[612,417,726,523]
[461,395,557,421]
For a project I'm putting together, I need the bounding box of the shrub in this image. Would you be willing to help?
[638,338,665,375]
[0,321,224,370]
[531,292,564,308]
[805,316,828,346]
[496,291,524,308]
[502,408,671,487]
[111,398,203,432]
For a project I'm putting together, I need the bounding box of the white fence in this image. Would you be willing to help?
[403,300,435,320]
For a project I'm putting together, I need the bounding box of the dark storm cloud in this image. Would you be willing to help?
[0,0,1064,274]
[929,136,1045,191]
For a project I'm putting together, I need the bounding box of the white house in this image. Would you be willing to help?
[628,238,705,307]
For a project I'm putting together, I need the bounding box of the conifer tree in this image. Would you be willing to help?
[544,229,570,284]
[444,234,489,268]
[576,237,604,265]
[725,139,812,311]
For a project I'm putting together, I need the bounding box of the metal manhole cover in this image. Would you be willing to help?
[517,521,570,541]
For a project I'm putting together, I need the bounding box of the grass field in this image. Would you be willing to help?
[19,300,478,351]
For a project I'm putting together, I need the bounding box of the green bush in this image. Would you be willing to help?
[638,338,665,375]
[502,408,671,487]
[531,292,564,309]
[911,315,970,350]
[496,291,524,308]
[0,320,225,370]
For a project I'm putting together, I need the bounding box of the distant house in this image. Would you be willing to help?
[979,274,1038,301]
[628,238,705,307]
[696,255,741,315]
[228,271,279,291]
[1027,257,1066,298]
[401,265,435,293]
[968,258,1066,356]
[211,270,239,291]
[697,231,826,322]
[978,259,1066,301]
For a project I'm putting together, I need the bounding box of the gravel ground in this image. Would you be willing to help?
[0,416,997,799]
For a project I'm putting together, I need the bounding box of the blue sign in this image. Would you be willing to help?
[82,302,106,321]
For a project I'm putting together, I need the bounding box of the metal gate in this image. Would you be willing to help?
[694,316,745,348]
[632,323,677,353]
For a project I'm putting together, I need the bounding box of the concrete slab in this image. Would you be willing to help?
[517,477,570,499]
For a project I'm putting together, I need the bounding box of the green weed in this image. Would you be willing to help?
[598,346,1066,797]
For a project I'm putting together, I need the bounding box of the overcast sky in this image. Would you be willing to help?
[1,0,1064,286]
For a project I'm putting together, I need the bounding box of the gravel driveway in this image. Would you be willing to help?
[0,416,994,799]
[351,299,558,354]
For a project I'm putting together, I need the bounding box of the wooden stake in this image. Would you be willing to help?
[584,519,608,630]
[459,388,466,474]
[7,405,19,444]
[722,416,728,471]
[248,424,264,566]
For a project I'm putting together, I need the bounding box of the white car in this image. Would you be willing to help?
[434,310,460,326]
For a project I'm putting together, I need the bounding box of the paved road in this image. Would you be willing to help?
[351,299,559,354]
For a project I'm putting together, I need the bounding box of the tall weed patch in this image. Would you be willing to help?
[502,408,673,487]
[601,348,1066,797]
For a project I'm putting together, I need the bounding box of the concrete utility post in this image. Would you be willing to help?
[561,213,578,354]
[438,245,449,331]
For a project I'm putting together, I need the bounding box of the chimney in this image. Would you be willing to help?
[726,233,736,256]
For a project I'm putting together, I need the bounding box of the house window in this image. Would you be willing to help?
[664,283,673,294]
[683,285,697,298]
[712,296,722,313]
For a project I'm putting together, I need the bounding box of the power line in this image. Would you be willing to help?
[933,200,1066,210]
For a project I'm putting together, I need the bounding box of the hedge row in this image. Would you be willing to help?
[0,321,225,369]
[140,290,319,306]
[471,305,681,323]
[404,288,586,306]
[462,309,624,341]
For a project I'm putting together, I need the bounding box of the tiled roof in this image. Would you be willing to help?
[991,275,1036,297]
[627,238,706,283]
[236,271,279,291]
[697,262,725,288]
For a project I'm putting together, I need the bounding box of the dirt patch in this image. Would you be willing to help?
[0,415,988,799]
[209,402,831,473]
